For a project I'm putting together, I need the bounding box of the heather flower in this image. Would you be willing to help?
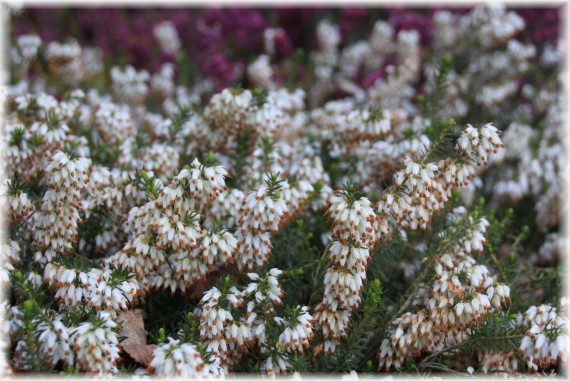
[149,338,209,377]
[153,21,181,57]
[71,311,120,375]
[37,316,73,366]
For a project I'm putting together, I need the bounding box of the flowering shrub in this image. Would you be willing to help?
[1,3,566,377]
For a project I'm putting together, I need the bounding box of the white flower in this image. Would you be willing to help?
[153,21,181,56]
[247,54,274,90]
[17,34,42,61]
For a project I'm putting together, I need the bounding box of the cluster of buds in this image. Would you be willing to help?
[32,151,91,263]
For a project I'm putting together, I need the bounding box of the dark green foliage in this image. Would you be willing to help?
[168,105,193,144]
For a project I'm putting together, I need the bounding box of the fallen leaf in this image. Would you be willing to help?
[116,310,159,367]
[117,309,147,347]
[123,344,159,367]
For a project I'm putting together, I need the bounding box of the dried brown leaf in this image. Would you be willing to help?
[123,344,159,367]
[117,309,147,347]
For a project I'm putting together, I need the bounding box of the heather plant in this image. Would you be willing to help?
[1,3,566,377]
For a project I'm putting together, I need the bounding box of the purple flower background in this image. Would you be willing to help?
[11,7,561,89]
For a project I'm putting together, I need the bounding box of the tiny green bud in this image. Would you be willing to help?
[23,300,34,315]
[14,271,24,282]
[207,151,215,164]
[372,278,381,289]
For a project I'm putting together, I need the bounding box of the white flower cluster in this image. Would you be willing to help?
[378,211,511,370]
[276,306,314,353]
[517,300,568,371]
[456,123,504,167]
[71,311,120,375]
[45,40,84,83]
[194,269,312,376]
[377,123,503,233]
[0,241,22,286]
[110,65,150,105]
[32,151,91,263]
[1,179,35,224]
[43,262,142,315]
[94,102,135,146]
[530,232,565,267]
[467,3,525,49]
[12,34,41,76]
[235,175,289,271]
[7,94,78,183]
[150,338,208,377]
[151,63,176,99]
[36,316,73,366]
[315,189,377,353]
[198,286,244,371]
[2,7,564,375]
[107,158,235,294]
